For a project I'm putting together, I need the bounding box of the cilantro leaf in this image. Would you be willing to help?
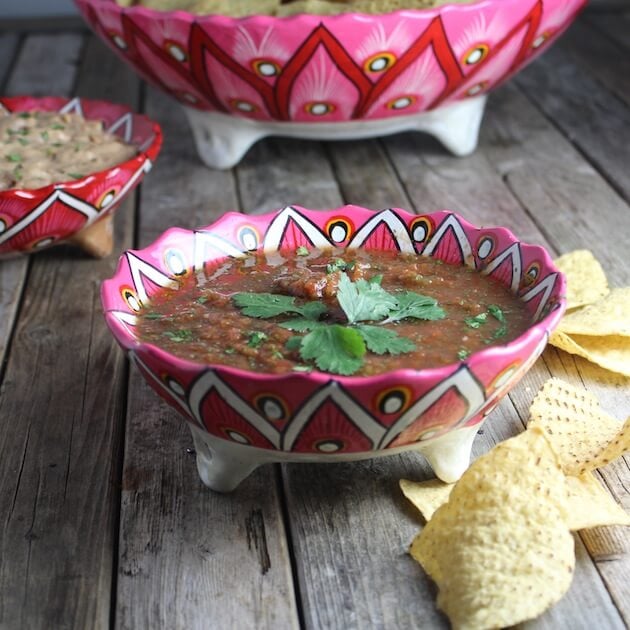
[326,258,355,274]
[336,273,397,324]
[488,304,506,323]
[300,301,327,320]
[382,291,445,324]
[356,325,416,355]
[286,336,304,351]
[232,293,325,320]
[464,312,488,329]
[457,348,471,361]
[247,331,268,348]
[299,325,366,375]
[163,329,194,343]
[488,304,508,339]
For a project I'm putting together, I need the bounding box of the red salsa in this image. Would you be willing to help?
[136,248,532,376]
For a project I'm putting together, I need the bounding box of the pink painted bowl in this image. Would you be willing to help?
[77,0,584,123]
[0,96,162,258]
[101,206,566,491]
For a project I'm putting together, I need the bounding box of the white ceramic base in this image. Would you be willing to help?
[184,96,488,170]
[188,421,481,492]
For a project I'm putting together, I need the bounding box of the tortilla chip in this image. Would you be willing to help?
[399,478,453,522]
[556,288,630,337]
[565,473,630,530]
[410,428,574,630]
[554,250,609,309]
[528,378,630,475]
[549,331,630,377]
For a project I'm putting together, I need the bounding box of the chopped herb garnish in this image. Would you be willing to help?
[17,138,28,146]
[162,329,194,343]
[6,153,21,163]
[465,312,488,329]
[356,325,416,355]
[196,296,209,305]
[51,123,65,130]
[18,112,31,119]
[232,293,326,320]
[457,349,471,361]
[465,305,508,340]
[41,131,49,141]
[296,246,309,256]
[272,350,284,360]
[247,331,268,348]
[336,272,397,324]
[224,347,236,355]
[300,325,366,376]
[68,173,84,179]
[380,291,445,325]
[488,304,508,339]
[232,272,444,375]
[144,312,164,320]
[326,258,355,274]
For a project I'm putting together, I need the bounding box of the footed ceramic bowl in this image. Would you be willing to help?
[102,205,566,491]
[77,0,585,168]
[0,96,162,258]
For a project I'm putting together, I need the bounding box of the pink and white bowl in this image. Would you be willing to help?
[77,0,585,168]
[101,205,566,491]
[0,96,162,258]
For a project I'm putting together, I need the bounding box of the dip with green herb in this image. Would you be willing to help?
[136,248,532,376]
[0,111,136,190]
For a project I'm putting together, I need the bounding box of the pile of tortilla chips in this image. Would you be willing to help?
[550,250,630,376]
[401,378,629,630]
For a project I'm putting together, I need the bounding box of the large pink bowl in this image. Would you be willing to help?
[77,0,585,167]
[0,96,162,258]
[101,206,566,491]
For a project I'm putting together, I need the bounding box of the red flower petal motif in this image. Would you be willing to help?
[289,398,375,454]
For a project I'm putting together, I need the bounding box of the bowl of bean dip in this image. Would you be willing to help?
[101,205,566,491]
[77,0,585,168]
[0,96,162,258]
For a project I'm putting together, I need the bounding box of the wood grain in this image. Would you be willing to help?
[115,87,300,630]
[0,33,139,630]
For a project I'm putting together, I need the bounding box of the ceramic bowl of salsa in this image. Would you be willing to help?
[102,205,566,491]
[76,0,585,168]
[0,96,162,258]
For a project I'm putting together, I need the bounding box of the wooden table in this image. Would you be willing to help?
[1,7,629,629]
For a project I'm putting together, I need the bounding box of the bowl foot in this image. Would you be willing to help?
[67,215,113,258]
[187,420,480,491]
[413,423,479,483]
[189,423,262,492]
[183,96,487,169]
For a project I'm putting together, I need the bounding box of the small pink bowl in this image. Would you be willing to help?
[0,96,162,258]
[102,206,566,491]
[77,0,585,167]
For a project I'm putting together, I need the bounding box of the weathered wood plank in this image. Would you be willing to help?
[115,88,300,630]
[555,17,630,108]
[0,32,24,368]
[0,33,140,630]
[588,11,630,51]
[514,24,630,206]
